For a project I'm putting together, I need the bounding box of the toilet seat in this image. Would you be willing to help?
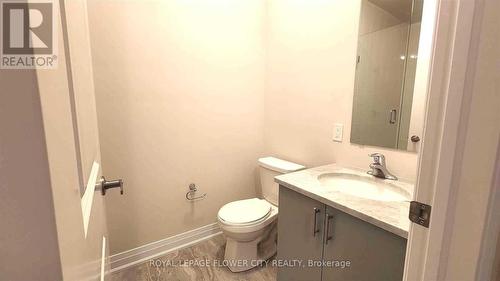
[218,198,272,226]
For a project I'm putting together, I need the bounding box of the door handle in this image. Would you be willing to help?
[325,213,334,244]
[411,135,421,143]
[96,176,124,196]
[313,208,321,236]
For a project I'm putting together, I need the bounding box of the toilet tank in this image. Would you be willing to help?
[258,157,305,206]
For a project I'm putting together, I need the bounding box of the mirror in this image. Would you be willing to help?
[350,0,424,151]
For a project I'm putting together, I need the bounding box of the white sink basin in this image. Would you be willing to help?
[317,172,411,202]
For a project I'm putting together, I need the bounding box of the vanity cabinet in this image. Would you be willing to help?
[277,185,325,281]
[277,186,407,281]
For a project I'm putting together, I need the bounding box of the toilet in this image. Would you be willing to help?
[217,157,305,272]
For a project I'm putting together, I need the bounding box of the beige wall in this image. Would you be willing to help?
[264,0,418,180]
[88,0,420,255]
[0,71,62,281]
[87,0,266,254]
[441,0,500,278]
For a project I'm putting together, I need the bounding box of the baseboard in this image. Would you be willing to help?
[108,223,222,273]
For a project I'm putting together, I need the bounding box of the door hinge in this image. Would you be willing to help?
[409,201,431,228]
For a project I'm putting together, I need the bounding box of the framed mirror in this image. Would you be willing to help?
[350,0,424,151]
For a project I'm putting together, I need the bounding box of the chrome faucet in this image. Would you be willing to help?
[367,153,398,180]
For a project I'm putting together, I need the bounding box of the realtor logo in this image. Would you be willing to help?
[1,0,57,69]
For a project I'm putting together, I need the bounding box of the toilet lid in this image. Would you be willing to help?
[218,198,272,225]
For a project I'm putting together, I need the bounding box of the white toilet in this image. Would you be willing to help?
[217,157,305,272]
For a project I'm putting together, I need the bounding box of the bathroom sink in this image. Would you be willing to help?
[317,172,411,202]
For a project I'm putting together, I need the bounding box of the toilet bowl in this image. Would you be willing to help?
[217,157,304,272]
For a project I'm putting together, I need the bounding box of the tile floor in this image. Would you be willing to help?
[110,234,277,281]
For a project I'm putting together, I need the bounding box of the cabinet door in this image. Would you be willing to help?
[321,206,407,281]
[277,186,325,281]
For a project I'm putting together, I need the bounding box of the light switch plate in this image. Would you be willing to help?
[333,123,343,142]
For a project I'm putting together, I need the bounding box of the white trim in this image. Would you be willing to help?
[100,236,106,281]
[81,161,100,237]
[109,223,222,273]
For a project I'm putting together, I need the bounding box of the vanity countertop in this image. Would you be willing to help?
[275,164,413,238]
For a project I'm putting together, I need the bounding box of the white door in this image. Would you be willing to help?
[64,0,111,279]
[403,0,500,280]
[35,0,116,280]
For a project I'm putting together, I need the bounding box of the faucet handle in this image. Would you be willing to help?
[369,153,386,164]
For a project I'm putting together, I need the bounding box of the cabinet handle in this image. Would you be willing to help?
[389,109,397,124]
[325,213,334,244]
[313,208,321,236]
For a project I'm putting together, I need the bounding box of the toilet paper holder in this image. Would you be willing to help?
[185,183,207,201]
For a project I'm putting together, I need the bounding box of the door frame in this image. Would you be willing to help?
[403,0,491,279]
